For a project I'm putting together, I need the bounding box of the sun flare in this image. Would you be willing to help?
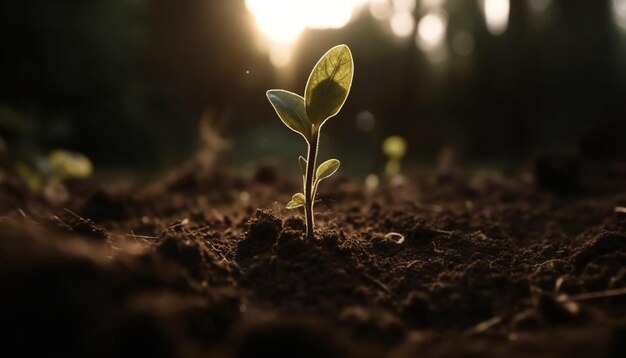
[245,0,371,67]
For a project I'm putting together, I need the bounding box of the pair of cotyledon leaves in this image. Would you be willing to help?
[266,44,354,141]
[266,45,354,209]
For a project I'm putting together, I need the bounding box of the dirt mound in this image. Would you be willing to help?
[1,164,626,357]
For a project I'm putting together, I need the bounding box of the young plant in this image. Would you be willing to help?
[266,44,354,239]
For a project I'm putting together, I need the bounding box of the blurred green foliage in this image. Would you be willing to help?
[0,0,195,169]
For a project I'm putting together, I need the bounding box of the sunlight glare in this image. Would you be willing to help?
[416,9,448,64]
[303,0,356,29]
[246,0,366,42]
[482,0,510,35]
[370,0,392,20]
[392,0,416,12]
[390,11,415,37]
[613,0,626,31]
[269,44,292,68]
[417,10,447,50]
[246,0,304,44]
[246,0,373,67]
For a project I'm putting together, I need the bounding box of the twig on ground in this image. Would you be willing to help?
[466,316,503,336]
[557,287,626,302]
[363,272,398,299]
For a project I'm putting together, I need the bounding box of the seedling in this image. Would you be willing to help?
[383,135,407,178]
[266,44,354,239]
[13,150,93,205]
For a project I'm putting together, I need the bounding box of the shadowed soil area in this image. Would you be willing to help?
[1,161,626,357]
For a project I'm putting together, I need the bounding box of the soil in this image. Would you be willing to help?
[1,158,626,357]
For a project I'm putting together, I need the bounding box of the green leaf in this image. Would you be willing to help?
[316,159,340,182]
[286,192,306,209]
[266,90,312,141]
[286,200,304,209]
[305,44,354,127]
[299,156,307,177]
[292,193,306,204]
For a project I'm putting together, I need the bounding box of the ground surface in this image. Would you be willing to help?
[1,159,626,357]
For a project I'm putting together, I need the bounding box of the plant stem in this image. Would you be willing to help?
[304,130,319,240]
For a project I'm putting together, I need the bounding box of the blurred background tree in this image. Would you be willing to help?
[1,0,625,173]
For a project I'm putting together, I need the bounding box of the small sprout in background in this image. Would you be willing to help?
[45,150,92,205]
[267,44,354,239]
[383,135,407,179]
[0,103,93,200]
[12,150,93,205]
[48,150,93,180]
[16,162,43,193]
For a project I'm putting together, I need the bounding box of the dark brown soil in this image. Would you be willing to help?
[1,160,626,357]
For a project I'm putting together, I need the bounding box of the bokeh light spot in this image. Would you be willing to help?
[417,10,447,50]
[356,111,376,132]
[269,44,292,68]
[390,11,415,38]
[365,174,380,191]
[483,0,510,35]
[392,0,416,12]
[613,0,626,31]
[383,135,407,159]
[370,0,392,20]
[452,32,475,56]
